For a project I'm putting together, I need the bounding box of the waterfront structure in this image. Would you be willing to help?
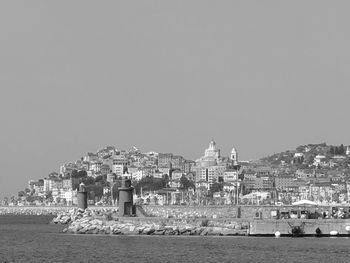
[77,183,88,209]
[118,177,135,216]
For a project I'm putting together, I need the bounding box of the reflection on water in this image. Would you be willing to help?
[0,216,349,263]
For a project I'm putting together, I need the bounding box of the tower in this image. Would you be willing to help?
[230,147,238,165]
[118,177,136,216]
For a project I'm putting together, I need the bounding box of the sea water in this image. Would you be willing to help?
[0,215,349,263]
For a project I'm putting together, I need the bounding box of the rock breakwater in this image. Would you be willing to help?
[54,209,249,236]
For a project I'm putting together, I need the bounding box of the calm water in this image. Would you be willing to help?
[0,216,350,263]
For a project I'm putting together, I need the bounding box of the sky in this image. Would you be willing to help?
[0,1,350,198]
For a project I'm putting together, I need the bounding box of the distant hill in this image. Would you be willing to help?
[260,143,350,170]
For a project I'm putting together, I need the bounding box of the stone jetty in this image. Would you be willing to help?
[53,208,249,236]
[0,206,70,216]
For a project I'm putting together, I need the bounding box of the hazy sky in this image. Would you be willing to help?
[1,1,350,198]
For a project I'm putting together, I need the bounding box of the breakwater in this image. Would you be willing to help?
[54,208,249,236]
[4,205,350,236]
[250,219,350,236]
[0,206,117,216]
[0,205,336,218]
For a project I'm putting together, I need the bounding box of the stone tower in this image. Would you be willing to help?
[230,147,238,165]
[118,177,136,216]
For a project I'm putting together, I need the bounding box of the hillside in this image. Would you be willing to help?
[260,143,350,171]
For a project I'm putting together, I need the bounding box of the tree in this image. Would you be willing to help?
[45,191,52,200]
[82,176,95,186]
[209,182,223,195]
[18,191,26,197]
[78,170,88,178]
[71,170,87,179]
[134,177,167,194]
[2,197,8,205]
[71,170,79,178]
[179,175,195,191]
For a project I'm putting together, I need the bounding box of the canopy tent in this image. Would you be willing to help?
[292,199,317,206]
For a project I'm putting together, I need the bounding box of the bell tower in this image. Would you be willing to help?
[230,147,238,165]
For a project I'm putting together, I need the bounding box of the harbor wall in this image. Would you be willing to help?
[0,205,339,218]
[249,219,350,236]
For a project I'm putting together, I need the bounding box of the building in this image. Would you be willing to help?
[171,155,184,170]
[62,178,73,190]
[158,153,173,168]
[196,165,226,188]
[223,169,238,182]
[43,177,63,192]
[252,176,274,190]
[274,176,296,190]
[172,169,184,180]
[100,164,111,175]
[90,161,103,173]
[183,160,196,173]
[230,147,238,164]
[196,140,221,167]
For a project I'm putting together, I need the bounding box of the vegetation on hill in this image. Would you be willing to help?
[260,143,350,170]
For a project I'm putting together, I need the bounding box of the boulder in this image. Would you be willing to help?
[221,228,238,236]
[143,227,155,235]
[153,230,165,235]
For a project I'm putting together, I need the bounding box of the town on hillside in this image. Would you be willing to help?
[3,141,350,207]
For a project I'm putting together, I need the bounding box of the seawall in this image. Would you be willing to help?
[250,219,350,236]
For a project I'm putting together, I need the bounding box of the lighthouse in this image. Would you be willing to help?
[118,172,136,217]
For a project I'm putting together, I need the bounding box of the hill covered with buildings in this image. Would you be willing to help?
[3,141,350,207]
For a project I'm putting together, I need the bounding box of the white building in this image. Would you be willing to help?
[196,165,226,188]
[230,147,238,164]
[196,140,221,167]
[223,169,238,182]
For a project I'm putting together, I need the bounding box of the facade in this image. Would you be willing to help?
[275,176,296,189]
[223,169,238,182]
[62,178,73,190]
[43,178,63,192]
[100,164,111,175]
[196,165,226,187]
[183,160,196,173]
[172,169,184,180]
[171,155,184,170]
[112,164,124,177]
[158,153,173,168]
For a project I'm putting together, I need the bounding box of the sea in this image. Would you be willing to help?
[0,215,349,263]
